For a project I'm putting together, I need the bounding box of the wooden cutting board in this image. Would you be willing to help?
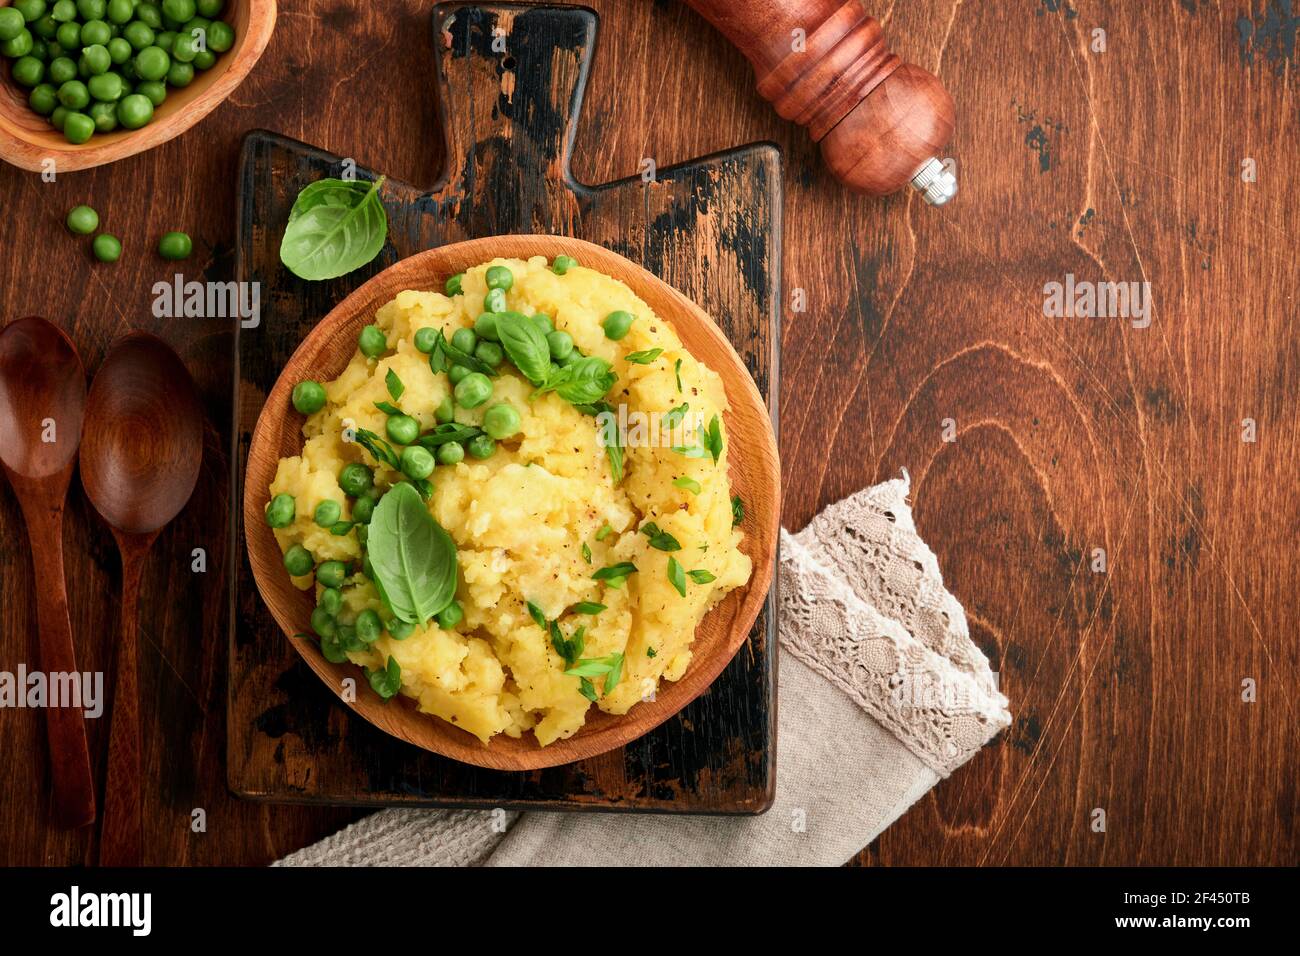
[229,3,780,813]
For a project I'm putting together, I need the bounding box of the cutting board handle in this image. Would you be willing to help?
[684,0,955,198]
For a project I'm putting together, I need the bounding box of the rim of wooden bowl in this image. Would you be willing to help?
[0,0,276,173]
[243,235,781,771]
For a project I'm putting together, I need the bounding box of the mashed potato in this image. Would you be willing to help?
[267,255,750,746]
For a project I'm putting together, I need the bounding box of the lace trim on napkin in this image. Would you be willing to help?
[778,473,1011,776]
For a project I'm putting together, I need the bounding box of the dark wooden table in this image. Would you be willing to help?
[1,0,1295,866]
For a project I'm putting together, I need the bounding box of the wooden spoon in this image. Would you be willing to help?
[0,317,96,827]
[81,332,203,866]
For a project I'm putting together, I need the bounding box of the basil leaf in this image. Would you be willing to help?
[536,356,616,405]
[373,400,402,416]
[428,336,448,374]
[687,569,716,584]
[411,477,434,501]
[418,423,484,447]
[385,368,404,401]
[495,311,552,385]
[279,176,389,281]
[436,329,498,377]
[640,522,681,552]
[367,483,458,625]
[704,414,723,464]
[527,601,547,629]
[588,399,624,483]
[353,427,400,469]
[571,601,606,615]
[625,348,663,365]
[731,494,744,527]
[366,656,402,700]
[329,521,355,536]
[593,562,637,581]
[667,556,686,597]
[673,476,701,494]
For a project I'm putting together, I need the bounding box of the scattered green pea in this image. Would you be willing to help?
[88,99,116,131]
[158,230,191,260]
[484,287,507,314]
[56,78,87,107]
[436,441,463,465]
[85,70,121,101]
[602,309,635,340]
[386,618,415,640]
[473,311,499,341]
[551,254,578,275]
[485,264,513,291]
[136,78,166,105]
[115,92,152,128]
[444,272,463,296]
[358,324,386,358]
[414,327,438,353]
[467,434,496,460]
[385,413,419,445]
[399,444,435,480]
[337,462,373,497]
[448,364,470,386]
[65,203,98,234]
[316,560,347,589]
[435,395,454,424]
[436,601,463,630]
[283,544,313,577]
[165,57,191,86]
[11,54,44,85]
[47,54,74,81]
[352,494,375,524]
[291,379,326,414]
[0,9,26,42]
[454,372,492,409]
[473,340,503,367]
[28,82,57,114]
[546,329,573,360]
[318,587,342,618]
[310,607,336,639]
[483,403,520,440]
[355,608,382,644]
[91,232,120,260]
[264,492,295,528]
[314,499,341,528]
[530,313,554,336]
[450,327,476,355]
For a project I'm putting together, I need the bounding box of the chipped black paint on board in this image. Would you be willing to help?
[1237,0,1298,72]
[229,4,779,814]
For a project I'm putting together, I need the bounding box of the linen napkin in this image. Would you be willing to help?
[276,471,1011,867]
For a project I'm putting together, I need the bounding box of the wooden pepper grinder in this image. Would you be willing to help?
[685,0,958,204]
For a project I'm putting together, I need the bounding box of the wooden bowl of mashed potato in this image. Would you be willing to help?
[243,236,779,771]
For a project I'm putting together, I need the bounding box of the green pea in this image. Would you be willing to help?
[115,92,152,128]
[28,82,58,114]
[316,560,347,589]
[546,329,574,360]
[197,0,224,16]
[106,35,130,63]
[0,8,25,40]
[80,43,111,75]
[385,413,419,445]
[56,79,88,108]
[448,364,469,386]
[27,35,46,59]
[435,601,463,630]
[63,110,95,142]
[399,444,434,480]
[602,310,635,340]
[80,20,111,47]
[355,608,382,644]
[161,0,196,22]
[11,55,44,87]
[170,28,196,62]
[436,441,463,465]
[485,264,513,291]
[78,0,106,18]
[454,372,492,409]
[530,313,554,336]
[484,287,507,314]
[283,544,314,577]
[49,104,68,129]
[435,395,454,424]
[91,232,120,260]
[47,54,74,82]
[264,492,295,528]
[86,70,123,101]
[122,20,153,49]
[17,0,47,22]
[474,340,503,367]
[414,327,438,353]
[337,462,372,497]
[136,1,163,28]
[133,44,169,80]
[483,403,521,440]
[314,499,341,528]
[355,523,368,547]
[334,624,359,653]
[352,494,375,524]
[551,254,578,275]
[106,0,132,23]
[444,272,463,296]
[0,28,33,57]
[318,587,342,618]
[473,311,499,341]
[153,29,174,50]
[88,99,117,131]
[450,327,476,355]
[358,324,386,358]
[53,19,77,48]
[310,607,336,639]
[386,618,415,640]
[291,379,325,414]
[135,78,166,105]
[33,16,60,42]
[165,58,192,86]
[158,230,191,260]
[467,434,496,460]
[191,45,214,69]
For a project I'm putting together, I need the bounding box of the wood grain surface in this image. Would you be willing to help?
[0,0,1296,865]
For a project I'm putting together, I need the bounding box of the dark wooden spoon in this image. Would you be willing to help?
[81,332,203,866]
[0,317,97,828]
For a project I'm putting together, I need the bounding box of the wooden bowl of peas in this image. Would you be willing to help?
[0,0,274,172]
